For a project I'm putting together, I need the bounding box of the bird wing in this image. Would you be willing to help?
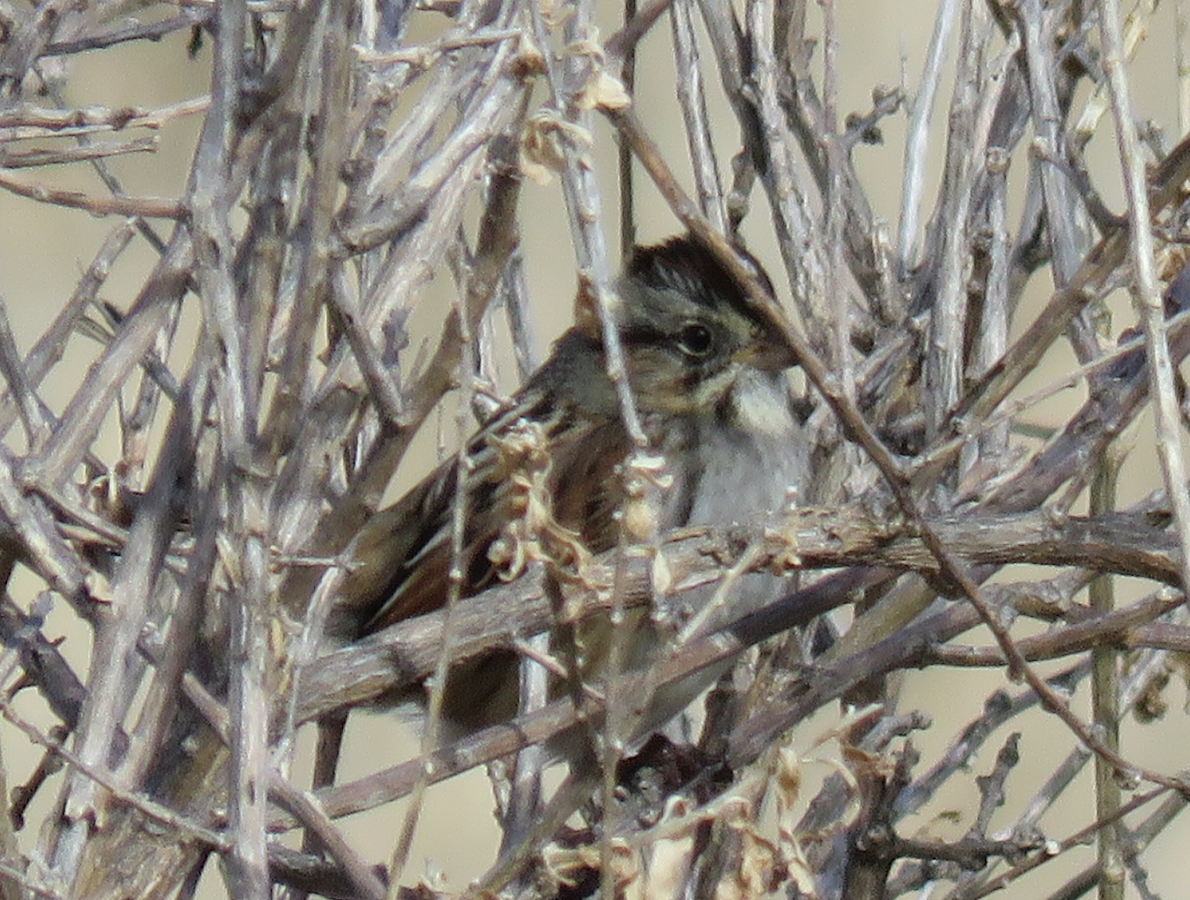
[344,398,628,635]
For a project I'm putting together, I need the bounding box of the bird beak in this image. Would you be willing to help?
[735,335,799,372]
[738,289,800,372]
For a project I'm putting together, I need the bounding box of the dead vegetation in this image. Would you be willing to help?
[0,1,1188,898]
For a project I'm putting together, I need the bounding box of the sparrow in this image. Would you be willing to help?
[333,234,808,738]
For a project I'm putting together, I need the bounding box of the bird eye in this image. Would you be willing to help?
[677,321,714,358]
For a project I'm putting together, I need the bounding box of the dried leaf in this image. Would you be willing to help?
[541,838,636,890]
[485,418,593,594]
[575,70,631,111]
[651,549,673,595]
[714,824,782,900]
[773,745,803,820]
[519,111,591,185]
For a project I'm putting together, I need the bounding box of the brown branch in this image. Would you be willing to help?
[926,593,1185,666]
[0,136,158,169]
[43,12,209,56]
[0,169,185,218]
[0,98,209,135]
[298,506,1179,723]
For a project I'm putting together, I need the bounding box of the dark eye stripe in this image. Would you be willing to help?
[622,322,723,361]
[620,323,669,348]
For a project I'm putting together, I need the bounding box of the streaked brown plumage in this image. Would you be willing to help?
[334,235,807,734]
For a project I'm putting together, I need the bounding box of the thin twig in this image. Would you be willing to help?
[1097,0,1190,596]
[0,170,184,218]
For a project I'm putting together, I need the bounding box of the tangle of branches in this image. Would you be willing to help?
[0,2,1188,899]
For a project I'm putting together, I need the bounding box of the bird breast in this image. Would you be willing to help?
[662,368,806,532]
